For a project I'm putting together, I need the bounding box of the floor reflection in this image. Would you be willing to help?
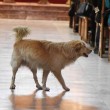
[9,90,98,110]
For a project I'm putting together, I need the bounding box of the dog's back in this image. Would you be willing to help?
[12,39,69,71]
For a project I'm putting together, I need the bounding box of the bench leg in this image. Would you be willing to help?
[108,28,110,61]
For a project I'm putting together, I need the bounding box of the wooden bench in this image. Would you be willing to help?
[98,0,110,61]
[78,16,90,42]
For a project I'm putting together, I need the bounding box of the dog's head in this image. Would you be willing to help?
[74,41,92,57]
[62,40,92,59]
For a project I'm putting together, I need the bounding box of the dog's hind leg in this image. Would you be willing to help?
[10,67,18,89]
[30,68,42,90]
[53,71,70,91]
[42,69,50,91]
[10,59,21,89]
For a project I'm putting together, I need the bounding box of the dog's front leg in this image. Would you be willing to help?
[53,70,70,91]
[42,69,50,91]
[31,68,42,90]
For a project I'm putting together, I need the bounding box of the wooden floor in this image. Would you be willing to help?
[0,19,110,110]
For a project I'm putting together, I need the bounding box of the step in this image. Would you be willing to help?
[0,2,69,20]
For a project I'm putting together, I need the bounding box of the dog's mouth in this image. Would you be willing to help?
[83,53,88,57]
[83,49,92,57]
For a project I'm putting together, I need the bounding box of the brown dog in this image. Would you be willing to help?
[10,27,92,91]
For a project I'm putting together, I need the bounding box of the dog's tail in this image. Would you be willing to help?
[13,27,30,42]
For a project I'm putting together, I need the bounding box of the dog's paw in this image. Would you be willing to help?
[36,85,43,90]
[10,85,16,89]
[43,87,50,91]
[64,87,70,91]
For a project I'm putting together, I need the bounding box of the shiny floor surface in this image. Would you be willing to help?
[0,19,110,110]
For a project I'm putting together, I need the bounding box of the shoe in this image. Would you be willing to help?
[94,47,99,54]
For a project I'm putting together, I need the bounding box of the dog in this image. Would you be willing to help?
[10,27,92,91]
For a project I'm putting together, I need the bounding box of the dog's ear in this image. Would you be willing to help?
[62,45,74,59]
[75,42,82,52]
[62,41,83,59]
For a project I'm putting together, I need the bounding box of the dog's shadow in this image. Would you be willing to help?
[9,90,67,110]
[9,90,98,110]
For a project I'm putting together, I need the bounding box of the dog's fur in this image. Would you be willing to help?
[10,27,92,91]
